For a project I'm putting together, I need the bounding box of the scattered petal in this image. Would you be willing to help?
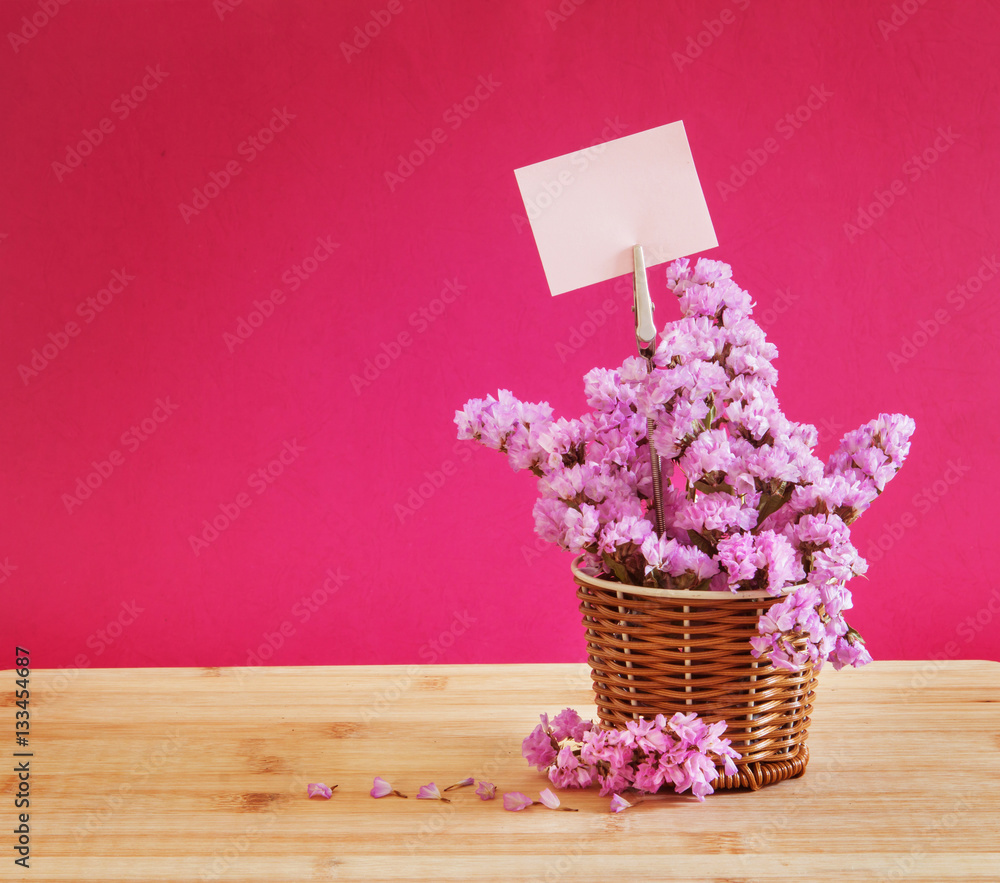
[503,791,534,811]
[444,776,475,792]
[416,782,450,802]
[538,788,561,809]
[307,783,333,799]
[610,794,633,813]
[371,776,406,798]
[476,781,496,800]
[537,787,577,810]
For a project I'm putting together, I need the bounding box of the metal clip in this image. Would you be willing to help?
[632,244,665,537]
[632,245,656,366]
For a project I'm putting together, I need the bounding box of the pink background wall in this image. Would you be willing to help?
[2,0,998,673]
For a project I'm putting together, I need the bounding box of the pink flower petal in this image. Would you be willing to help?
[503,791,534,811]
[307,783,333,799]
[370,776,392,798]
[417,782,444,800]
[444,776,475,792]
[538,788,561,809]
[476,781,496,800]
[610,794,632,813]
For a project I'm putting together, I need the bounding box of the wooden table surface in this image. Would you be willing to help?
[2,660,999,882]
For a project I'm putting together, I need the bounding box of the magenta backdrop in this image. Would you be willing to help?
[2,0,998,673]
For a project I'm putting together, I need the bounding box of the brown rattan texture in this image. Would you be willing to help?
[575,572,817,790]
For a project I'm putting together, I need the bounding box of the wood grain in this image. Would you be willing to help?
[2,661,998,881]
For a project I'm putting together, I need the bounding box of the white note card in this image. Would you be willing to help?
[514,120,718,296]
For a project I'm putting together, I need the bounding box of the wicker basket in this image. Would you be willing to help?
[573,558,817,790]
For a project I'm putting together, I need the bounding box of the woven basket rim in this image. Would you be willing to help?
[571,555,803,601]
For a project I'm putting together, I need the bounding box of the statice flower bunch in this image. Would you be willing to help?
[456,257,915,672]
[522,708,741,805]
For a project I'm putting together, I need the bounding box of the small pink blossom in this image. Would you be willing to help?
[538,787,579,812]
[550,708,592,742]
[416,782,450,802]
[444,776,475,792]
[307,783,333,799]
[610,794,633,813]
[522,720,557,771]
[624,717,669,754]
[538,788,560,809]
[669,712,706,745]
[548,744,595,789]
[370,776,406,799]
[503,791,534,811]
[476,780,496,800]
[633,760,665,793]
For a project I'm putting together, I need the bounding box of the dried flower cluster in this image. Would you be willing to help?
[457,257,915,670]
[522,707,739,807]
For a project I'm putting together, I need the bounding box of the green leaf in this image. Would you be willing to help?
[693,479,735,496]
[755,481,795,525]
[686,530,717,557]
[602,552,632,585]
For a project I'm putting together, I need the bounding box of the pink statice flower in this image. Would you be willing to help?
[751,583,851,672]
[532,497,571,545]
[715,533,759,586]
[674,752,720,801]
[598,515,655,556]
[548,708,741,804]
[457,257,915,672]
[550,708,592,742]
[668,711,705,745]
[454,390,554,474]
[548,745,595,790]
[679,428,736,483]
[633,759,666,793]
[674,493,757,536]
[522,718,558,771]
[561,503,601,551]
[826,414,915,493]
[831,633,873,668]
[641,534,719,587]
[759,530,804,584]
[753,530,806,594]
[624,717,669,754]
